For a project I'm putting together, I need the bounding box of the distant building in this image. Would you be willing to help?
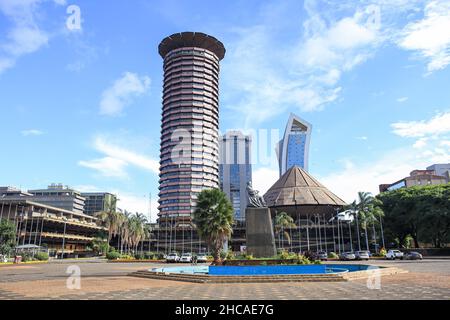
[276,113,312,177]
[427,163,450,180]
[0,186,33,198]
[379,168,449,193]
[219,131,252,221]
[81,192,117,216]
[28,184,85,214]
[0,186,106,257]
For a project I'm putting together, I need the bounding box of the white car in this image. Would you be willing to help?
[385,249,404,260]
[180,253,192,263]
[196,254,208,263]
[166,253,180,263]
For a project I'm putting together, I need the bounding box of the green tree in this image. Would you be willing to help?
[0,219,16,256]
[193,189,234,264]
[378,184,450,248]
[274,212,296,247]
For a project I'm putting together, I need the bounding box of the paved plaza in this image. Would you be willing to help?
[0,259,449,300]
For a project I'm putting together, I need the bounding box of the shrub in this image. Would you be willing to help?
[106,251,121,260]
[328,252,339,259]
[245,254,254,260]
[120,254,134,260]
[144,252,155,260]
[134,253,145,260]
[225,251,235,260]
[22,253,36,262]
[296,255,312,265]
[34,252,49,261]
[379,248,387,257]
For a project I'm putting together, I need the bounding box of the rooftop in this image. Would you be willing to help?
[159,32,226,60]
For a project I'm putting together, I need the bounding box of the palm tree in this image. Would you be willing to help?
[193,189,234,265]
[357,192,374,251]
[346,200,361,251]
[274,212,296,249]
[95,199,122,248]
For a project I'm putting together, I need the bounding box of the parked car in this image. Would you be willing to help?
[197,253,208,263]
[404,251,423,260]
[180,253,193,263]
[317,251,328,261]
[385,249,404,260]
[166,252,180,263]
[339,252,356,261]
[355,251,370,261]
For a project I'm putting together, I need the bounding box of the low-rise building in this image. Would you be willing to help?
[0,197,106,257]
[379,167,449,193]
[28,184,86,214]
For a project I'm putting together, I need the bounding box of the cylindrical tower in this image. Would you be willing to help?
[157,32,226,228]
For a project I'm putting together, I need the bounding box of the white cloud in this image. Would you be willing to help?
[391,111,450,137]
[93,136,159,173]
[0,0,65,74]
[21,129,44,136]
[356,136,368,140]
[252,167,279,195]
[413,137,428,149]
[114,192,159,220]
[397,0,450,72]
[78,135,159,178]
[397,96,409,103]
[99,72,151,116]
[223,2,382,126]
[78,157,128,179]
[319,143,450,203]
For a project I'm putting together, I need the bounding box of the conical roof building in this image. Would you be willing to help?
[264,166,346,215]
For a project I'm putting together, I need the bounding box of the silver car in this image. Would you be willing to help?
[404,251,423,260]
[355,251,370,260]
[339,252,356,261]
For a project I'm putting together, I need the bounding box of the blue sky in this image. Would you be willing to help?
[1,0,450,219]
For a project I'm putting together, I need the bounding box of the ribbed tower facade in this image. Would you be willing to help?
[158,32,226,228]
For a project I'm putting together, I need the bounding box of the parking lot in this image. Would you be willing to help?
[0,258,449,300]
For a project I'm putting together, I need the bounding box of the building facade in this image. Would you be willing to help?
[219,131,252,221]
[379,168,449,193]
[81,192,117,216]
[157,32,226,230]
[28,184,85,214]
[427,163,450,180]
[276,113,312,177]
[0,187,106,257]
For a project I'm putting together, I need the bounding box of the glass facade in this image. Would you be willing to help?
[219,132,252,221]
[286,132,306,170]
[277,113,312,177]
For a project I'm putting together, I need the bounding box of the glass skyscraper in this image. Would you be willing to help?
[219,131,252,221]
[276,113,312,177]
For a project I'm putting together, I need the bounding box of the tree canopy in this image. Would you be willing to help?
[377,184,450,248]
